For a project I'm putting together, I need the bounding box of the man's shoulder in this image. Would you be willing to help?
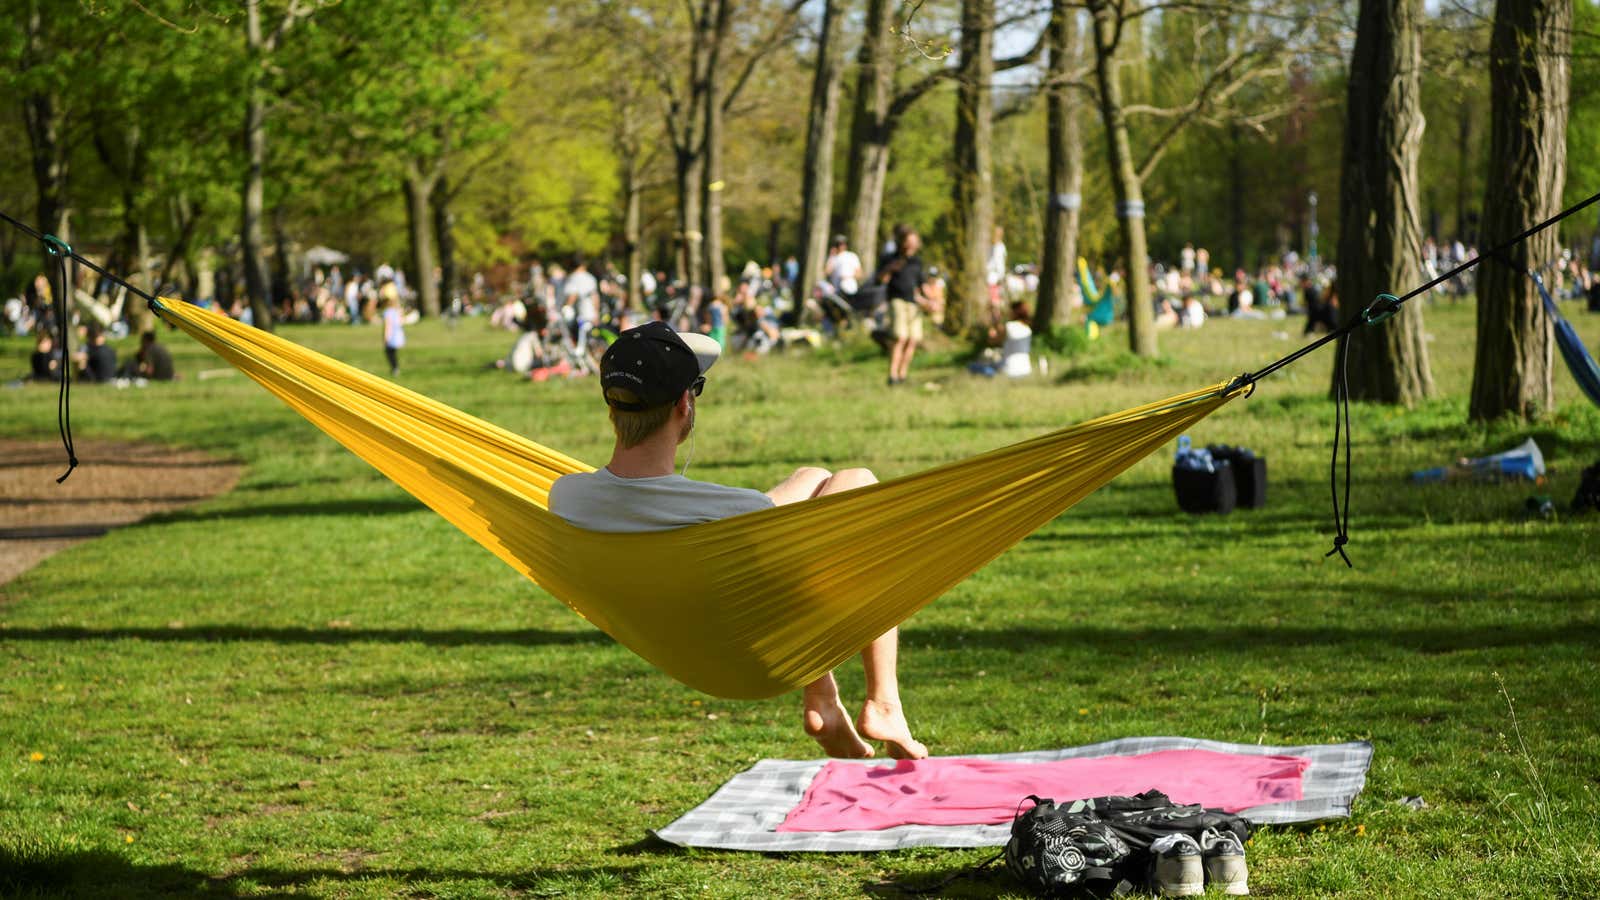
[549,469,773,532]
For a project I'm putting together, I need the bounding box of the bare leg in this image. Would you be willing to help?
[802,672,873,759]
[766,466,832,506]
[855,627,928,759]
[801,469,928,759]
[902,336,928,377]
[887,339,905,383]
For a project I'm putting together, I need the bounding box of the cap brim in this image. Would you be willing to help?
[679,332,722,375]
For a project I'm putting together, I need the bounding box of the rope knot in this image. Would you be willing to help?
[1324,534,1352,567]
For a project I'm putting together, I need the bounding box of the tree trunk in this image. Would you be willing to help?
[157,192,200,299]
[402,162,441,317]
[1088,1,1156,357]
[950,0,996,333]
[622,147,644,311]
[22,3,69,302]
[673,4,711,292]
[1454,100,1473,240]
[700,0,731,300]
[1228,122,1245,271]
[1334,0,1434,404]
[241,0,273,329]
[845,0,894,274]
[270,204,291,310]
[1037,0,1083,330]
[434,175,456,308]
[675,146,704,291]
[1469,0,1570,421]
[797,0,845,317]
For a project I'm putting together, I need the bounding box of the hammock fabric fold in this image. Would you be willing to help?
[153,299,1242,699]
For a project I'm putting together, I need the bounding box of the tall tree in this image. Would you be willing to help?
[700,0,732,297]
[843,0,1041,276]
[1083,1,1319,357]
[1036,0,1084,330]
[9,0,93,297]
[844,0,896,273]
[796,0,846,312]
[1469,0,1570,421]
[948,0,998,332]
[240,0,328,329]
[1086,0,1154,354]
[1334,0,1434,404]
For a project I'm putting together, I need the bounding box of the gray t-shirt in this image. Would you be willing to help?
[548,467,775,532]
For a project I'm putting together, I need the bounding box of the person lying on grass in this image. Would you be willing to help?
[548,320,927,760]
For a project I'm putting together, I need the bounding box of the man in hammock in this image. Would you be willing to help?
[548,321,928,761]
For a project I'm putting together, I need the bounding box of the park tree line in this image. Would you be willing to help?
[0,0,1595,421]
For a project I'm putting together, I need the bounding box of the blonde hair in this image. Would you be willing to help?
[605,388,675,449]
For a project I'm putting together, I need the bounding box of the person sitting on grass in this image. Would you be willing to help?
[547,321,928,761]
[77,325,119,382]
[30,333,61,382]
[136,331,176,381]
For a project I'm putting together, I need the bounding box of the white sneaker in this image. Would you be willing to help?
[1200,827,1250,895]
[1149,833,1204,897]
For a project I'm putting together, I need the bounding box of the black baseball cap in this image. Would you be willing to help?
[600,321,722,411]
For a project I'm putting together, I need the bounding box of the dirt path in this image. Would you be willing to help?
[0,439,243,586]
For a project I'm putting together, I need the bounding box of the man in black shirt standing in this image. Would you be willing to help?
[876,224,931,386]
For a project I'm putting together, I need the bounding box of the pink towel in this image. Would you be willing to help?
[777,749,1309,833]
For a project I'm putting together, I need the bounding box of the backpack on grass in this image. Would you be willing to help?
[1572,459,1600,513]
[1004,790,1253,898]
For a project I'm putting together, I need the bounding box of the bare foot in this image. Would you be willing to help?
[804,700,874,759]
[857,699,928,760]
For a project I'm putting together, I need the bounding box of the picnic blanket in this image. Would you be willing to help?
[655,736,1373,852]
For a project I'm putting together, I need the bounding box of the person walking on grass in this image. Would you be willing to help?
[380,283,405,377]
[547,321,928,761]
[877,224,931,387]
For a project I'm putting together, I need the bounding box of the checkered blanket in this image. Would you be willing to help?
[655,736,1373,852]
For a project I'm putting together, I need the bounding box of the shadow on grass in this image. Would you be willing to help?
[142,496,423,525]
[905,619,1600,655]
[0,844,650,899]
[0,624,611,647]
[864,860,1012,898]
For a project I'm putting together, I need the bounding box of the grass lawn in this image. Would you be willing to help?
[2,300,1598,898]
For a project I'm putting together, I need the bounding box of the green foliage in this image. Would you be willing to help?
[1036,321,1092,356]
[1566,0,1600,220]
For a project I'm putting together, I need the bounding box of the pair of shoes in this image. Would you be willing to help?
[1150,830,1248,896]
[887,376,906,386]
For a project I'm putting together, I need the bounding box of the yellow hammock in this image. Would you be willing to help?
[153,299,1244,700]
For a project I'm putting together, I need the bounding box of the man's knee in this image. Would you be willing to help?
[823,467,877,493]
[769,466,833,505]
[792,465,832,485]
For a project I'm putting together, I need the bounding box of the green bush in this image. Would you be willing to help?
[1039,323,1092,357]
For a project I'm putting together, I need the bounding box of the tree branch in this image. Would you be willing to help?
[721,0,809,112]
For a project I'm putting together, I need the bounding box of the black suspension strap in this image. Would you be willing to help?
[44,234,78,483]
[1222,188,1600,566]
[2,208,173,483]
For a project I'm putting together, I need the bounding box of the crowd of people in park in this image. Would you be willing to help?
[8,225,1600,390]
